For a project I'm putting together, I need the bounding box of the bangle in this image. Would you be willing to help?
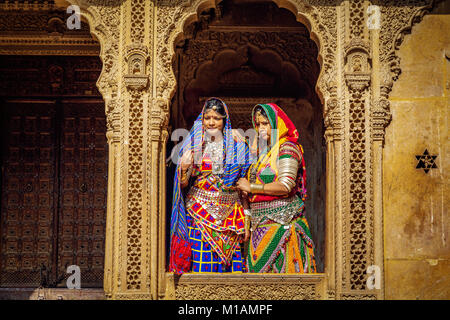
[184,166,193,176]
[244,209,251,217]
[180,166,192,183]
[250,183,264,193]
[180,176,189,184]
[180,171,189,184]
[244,215,251,231]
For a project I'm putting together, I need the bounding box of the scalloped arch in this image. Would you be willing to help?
[65,0,122,99]
[166,0,329,105]
[184,45,309,105]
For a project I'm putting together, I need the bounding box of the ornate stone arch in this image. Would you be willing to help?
[157,0,336,300]
[156,0,337,110]
[61,0,340,300]
[64,0,123,140]
[375,0,436,141]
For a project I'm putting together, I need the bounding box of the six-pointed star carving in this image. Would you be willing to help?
[415,149,438,173]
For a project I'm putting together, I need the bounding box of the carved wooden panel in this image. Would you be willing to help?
[0,99,107,288]
[57,100,107,288]
[0,101,57,287]
[0,56,107,289]
[0,56,102,97]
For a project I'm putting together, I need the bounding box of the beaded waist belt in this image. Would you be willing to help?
[250,195,304,229]
[186,187,240,223]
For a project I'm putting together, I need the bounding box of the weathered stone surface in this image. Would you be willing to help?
[390,14,449,99]
[384,12,449,299]
[385,259,450,300]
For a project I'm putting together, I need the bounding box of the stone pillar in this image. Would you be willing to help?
[334,0,433,299]
[148,98,169,300]
[339,0,380,299]
[66,0,169,299]
[370,17,391,301]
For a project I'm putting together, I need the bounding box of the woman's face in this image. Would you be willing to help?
[203,108,225,136]
[255,113,271,142]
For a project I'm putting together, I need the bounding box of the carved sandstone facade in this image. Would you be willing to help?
[0,0,444,299]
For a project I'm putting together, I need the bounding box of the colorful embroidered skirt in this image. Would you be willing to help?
[187,214,244,273]
[246,214,316,273]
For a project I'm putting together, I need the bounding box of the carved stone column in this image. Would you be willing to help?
[339,0,380,299]
[148,98,169,300]
[333,0,434,299]
[323,68,343,300]
[65,0,162,299]
[65,0,125,299]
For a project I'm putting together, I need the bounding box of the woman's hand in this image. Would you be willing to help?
[239,190,249,197]
[180,151,192,172]
[236,178,251,193]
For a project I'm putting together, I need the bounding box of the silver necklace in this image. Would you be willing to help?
[204,136,224,175]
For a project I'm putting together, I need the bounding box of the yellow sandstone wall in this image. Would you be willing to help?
[384,9,449,299]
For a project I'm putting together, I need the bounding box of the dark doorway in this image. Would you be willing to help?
[0,56,107,288]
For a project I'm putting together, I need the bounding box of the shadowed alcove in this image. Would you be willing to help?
[166,0,325,273]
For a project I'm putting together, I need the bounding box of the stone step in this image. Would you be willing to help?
[0,288,105,300]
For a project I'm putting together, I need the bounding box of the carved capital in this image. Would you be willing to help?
[324,68,338,97]
[324,98,343,132]
[380,65,395,98]
[150,98,170,141]
[125,44,149,66]
[344,37,371,58]
[371,98,392,141]
[345,73,371,92]
[344,37,371,92]
[105,98,122,143]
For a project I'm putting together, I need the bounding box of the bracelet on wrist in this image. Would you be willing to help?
[250,183,264,193]
[181,166,192,179]
[180,173,189,184]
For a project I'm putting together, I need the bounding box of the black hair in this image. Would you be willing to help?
[254,105,268,119]
[204,98,227,117]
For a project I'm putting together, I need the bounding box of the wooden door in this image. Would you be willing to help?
[56,100,107,288]
[0,101,57,287]
[0,99,107,288]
